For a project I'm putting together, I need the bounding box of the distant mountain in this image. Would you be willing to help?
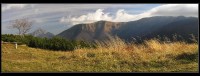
[57,16,198,42]
[29,28,54,38]
[36,32,55,38]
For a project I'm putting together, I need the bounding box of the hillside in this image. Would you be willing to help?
[151,17,198,41]
[57,20,123,41]
[2,37,198,72]
[57,16,198,42]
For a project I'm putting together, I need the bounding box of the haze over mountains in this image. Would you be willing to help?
[57,16,198,42]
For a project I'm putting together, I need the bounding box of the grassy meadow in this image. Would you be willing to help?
[1,37,198,72]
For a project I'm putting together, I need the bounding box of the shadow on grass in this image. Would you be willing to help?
[175,51,198,63]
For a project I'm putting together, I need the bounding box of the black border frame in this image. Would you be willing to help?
[1,0,199,75]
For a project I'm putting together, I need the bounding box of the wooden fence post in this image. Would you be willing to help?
[15,42,17,49]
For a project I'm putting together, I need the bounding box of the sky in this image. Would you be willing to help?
[1,4,198,35]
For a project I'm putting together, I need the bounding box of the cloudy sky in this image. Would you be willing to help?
[1,4,198,35]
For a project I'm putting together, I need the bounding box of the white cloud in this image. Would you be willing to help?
[59,8,150,25]
[113,9,135,22]
[34,9,39,14]
[60,9,113,25]
[149,4,198,17]
[2,4,33,12]
[60,4,198,25]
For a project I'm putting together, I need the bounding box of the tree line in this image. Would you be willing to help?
[1,34,96,51]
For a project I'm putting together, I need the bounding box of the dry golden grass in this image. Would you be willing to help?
[1,37,198,72]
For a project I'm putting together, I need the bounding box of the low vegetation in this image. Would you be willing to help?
[1,34,95,51]
[2,36,198,72]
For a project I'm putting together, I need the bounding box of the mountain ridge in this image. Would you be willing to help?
[57,16,198,42]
